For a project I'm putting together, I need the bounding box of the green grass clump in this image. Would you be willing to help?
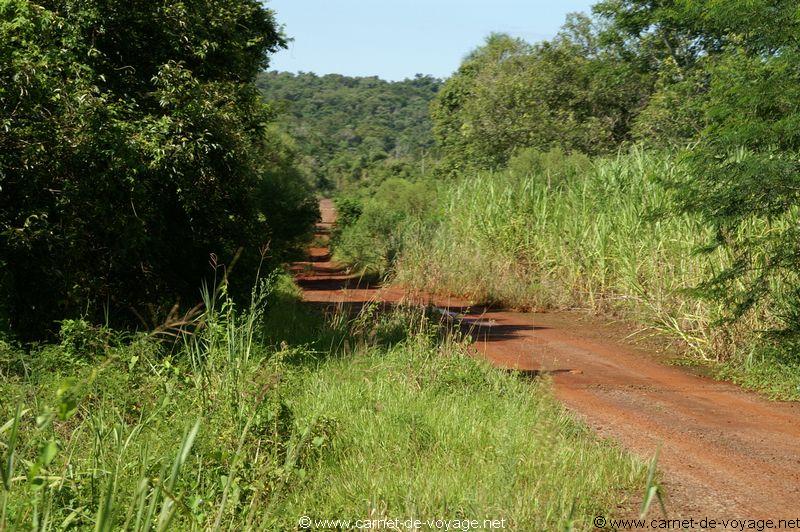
[714,349,800,401]
[267,334,644,530]
[0,273,645,529]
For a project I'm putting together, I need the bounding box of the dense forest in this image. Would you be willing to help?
[2,0,800,528]
[257,72,440,191]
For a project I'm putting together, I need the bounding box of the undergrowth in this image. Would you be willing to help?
[0,273,646,529]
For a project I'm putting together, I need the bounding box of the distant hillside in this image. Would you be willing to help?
[257,71,441,190]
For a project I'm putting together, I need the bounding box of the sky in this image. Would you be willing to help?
[266,0,597,81]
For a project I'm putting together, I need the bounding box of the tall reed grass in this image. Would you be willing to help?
[393,148,799,398]
[399,150,719,344]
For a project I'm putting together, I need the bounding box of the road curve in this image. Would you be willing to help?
[294,199,800,521]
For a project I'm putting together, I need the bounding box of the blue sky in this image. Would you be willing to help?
[266,0,597,81]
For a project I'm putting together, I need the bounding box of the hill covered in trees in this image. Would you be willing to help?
[257,72,441,190]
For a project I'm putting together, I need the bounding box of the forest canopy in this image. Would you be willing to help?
[257,71,441,191]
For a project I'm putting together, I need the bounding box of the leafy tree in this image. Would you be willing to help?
[430,34,533,173]
[679,50,800,343]
[430,21,652,174]
[629,56,709,145]
[0,0,317,338]
[599,0,800,346]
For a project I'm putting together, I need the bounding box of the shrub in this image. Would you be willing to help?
[58,319,113,364]
[333,178,435,274]
[333,196,364,230]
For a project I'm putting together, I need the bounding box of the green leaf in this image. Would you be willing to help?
[40,440,58,466]
[56,378,80,421]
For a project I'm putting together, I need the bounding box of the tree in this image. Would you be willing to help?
[257,71,441,191]
[602,0,800,345]
[430,23,652,174]
[0,0,317,338]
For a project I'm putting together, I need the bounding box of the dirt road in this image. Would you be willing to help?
[294,199,800,522]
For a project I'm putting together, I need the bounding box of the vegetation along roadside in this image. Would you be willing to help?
[3,0,800,528]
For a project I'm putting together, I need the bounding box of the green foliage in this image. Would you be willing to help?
[505,147,592,188]
[266,329,645,530]
[415,0,800,374]
[333,178,435,275]
[378,149,799,399]
[0,0,317,339]
[716,345,800,402]
[28,319,118,372]
[675,50,800,343]
[600,1,800,350]
[332,197,363,230]
[431,34,528,173]
[431,22,652,174]
[257,71,440,190]
[57,320,111,362]
[630,58,708,146]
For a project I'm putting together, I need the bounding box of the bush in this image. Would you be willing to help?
[58,319,113,364]
[332,196,364,230]
[333,178,435,274]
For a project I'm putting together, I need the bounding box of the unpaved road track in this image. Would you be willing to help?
[294,199,800,522]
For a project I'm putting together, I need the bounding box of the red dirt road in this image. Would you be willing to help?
[295,199,800,522]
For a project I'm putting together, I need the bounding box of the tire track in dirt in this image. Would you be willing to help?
[293,199,800,521]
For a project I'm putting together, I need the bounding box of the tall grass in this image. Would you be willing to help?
[393,148,800,398]
[264,331,645,530]
[398,149,724,346]
[0,274,646,529]
[0,274,332,531]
